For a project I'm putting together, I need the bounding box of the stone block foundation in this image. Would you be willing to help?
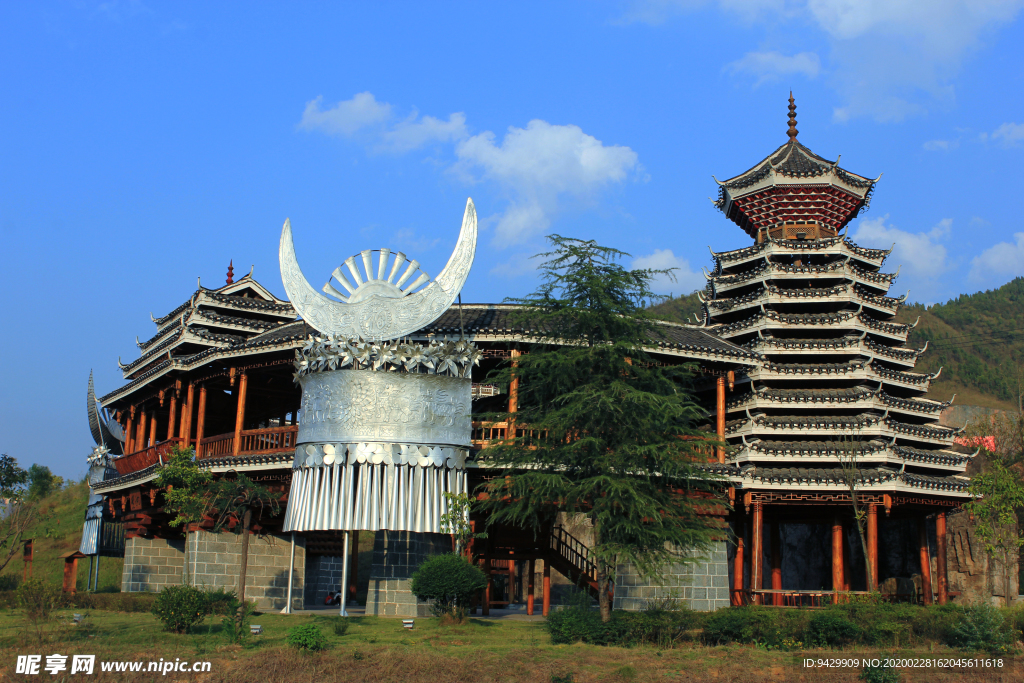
[366,531,452,617]
[613,542,730,612]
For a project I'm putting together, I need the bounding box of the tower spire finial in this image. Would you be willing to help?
[787,91,798,142]
[226,260,234,285]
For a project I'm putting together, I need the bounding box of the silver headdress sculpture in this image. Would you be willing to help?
[81,371,122,556]
[281,199,478,536]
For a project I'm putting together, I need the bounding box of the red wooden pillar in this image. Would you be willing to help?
[508,558,516,605]
[527,559,536,615]
[770,520,782,606]
[751,502,763,604]
[136,409,147,449]
[148,412,158,449]
[842,523,851,592]
[482,558,491,616]
[716,375,726,463]
[233,372,248,456]
[831,517,845,599]
[919,517,933,605]
[936,512,948,605]
[349,530,359,604]
[542,561,551,617]
[166,391,178,441]
[184,382,195,448]
[194,385,208,458]
[732,516,745,606]
[867,504,879,591]
[125,409,135,454]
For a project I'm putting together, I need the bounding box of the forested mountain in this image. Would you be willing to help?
[898,277,1024,411]
[649,278,1024,411]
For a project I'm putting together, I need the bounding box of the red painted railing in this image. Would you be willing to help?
[198,425,299,460]
[112,438,182,476]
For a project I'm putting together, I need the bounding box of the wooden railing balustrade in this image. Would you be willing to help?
[237,425,299,454]
[112,438,182,476]
[471,421,547,449]
[198,432,235,459]
[550,525,597,584]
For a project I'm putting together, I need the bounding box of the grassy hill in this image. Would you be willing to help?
[0,480,124,592]
[649,278,1024,412]
[898,277,1024,411]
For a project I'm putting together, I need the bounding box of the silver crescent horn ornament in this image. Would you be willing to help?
[280,198,477,341]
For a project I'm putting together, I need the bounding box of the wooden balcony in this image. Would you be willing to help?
[112,438,182,476]
[471,421,547,449]
[198,425,299,460]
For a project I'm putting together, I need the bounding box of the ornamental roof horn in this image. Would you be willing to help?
[279,198,478,341]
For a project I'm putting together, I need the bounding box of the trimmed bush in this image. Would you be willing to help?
[152,585,209,634]
[287,623,328,651]
[703,606,782,646]
[860,660,900,683]
[410,553,487,618]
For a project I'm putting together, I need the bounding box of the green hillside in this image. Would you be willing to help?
[898,277,1024,411]
[648,290,704,324]
[0,480,124,592]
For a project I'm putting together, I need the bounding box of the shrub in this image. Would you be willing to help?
[221,596,257,644]
[806,611,862,647]
[410,553,487,618]
[546,604,607,644]
[860,660,900,683]
[287,623,328,651]
[332,617,350,636]
[947,603,1014,653]
[615,608,702,647]
[703,606,781,646]
[0,574,19,591]
[152,585,209,634]
[16,578,62,640]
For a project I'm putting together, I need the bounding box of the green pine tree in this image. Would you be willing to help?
[476,235,725,622]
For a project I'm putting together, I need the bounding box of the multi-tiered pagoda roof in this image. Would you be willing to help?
[707,100,972,503]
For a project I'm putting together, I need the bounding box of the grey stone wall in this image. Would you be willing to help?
[304,554,347,607]
[366,531,452,617]
[121,536,185,592]
[613,542,730,612]
[190,531,305,612]
[120,532,306,612]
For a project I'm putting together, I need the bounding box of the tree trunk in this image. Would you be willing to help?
[183,528,190,585]
[236,507,252,629]
[597,567,612,622]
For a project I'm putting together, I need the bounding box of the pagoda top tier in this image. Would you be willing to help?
[714,95,879,241]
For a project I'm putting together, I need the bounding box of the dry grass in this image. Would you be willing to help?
[0,610,1020,682]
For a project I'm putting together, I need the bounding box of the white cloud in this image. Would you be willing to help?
[489,253,538,279]
[623,0,1024,122]
[969,232,1024,282]
[851,215,953,291]
[982,122,1024,146]
[381,112,468,152]
[727,51,821,86]
[631,248,705,296]
[300,95,641,254]
[923,139,959,151]
[299,93,391,136]
[454,120,640,244]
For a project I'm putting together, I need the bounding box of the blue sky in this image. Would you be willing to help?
[2,1,1023,478]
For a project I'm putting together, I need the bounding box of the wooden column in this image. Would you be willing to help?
[125,410,135,454]
[183,382,195,448]
[137,409,147,449]
[831,518,845,597]
[867,504,879,591]
[716,375,726,463]
[349,530,359,605]
[751,502,763,604]
[842,523,851,592]
[936,512,948,605]
[508,559,516,606]
[194,385,208,458]
[542,561,551,617]
[770,520,782,606]
[178,397,188,440]
[483,558,491,616]
[919,517,933,605]
[166,391,178,441]
[148,412,158,449]
[732,516,745,606]
[233,372,248,456]
[527,559,536,615]
[508,349,520,431]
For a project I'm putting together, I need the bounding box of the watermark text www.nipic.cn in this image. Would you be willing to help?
[15,655,213,675]
[803,658,1005,669]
